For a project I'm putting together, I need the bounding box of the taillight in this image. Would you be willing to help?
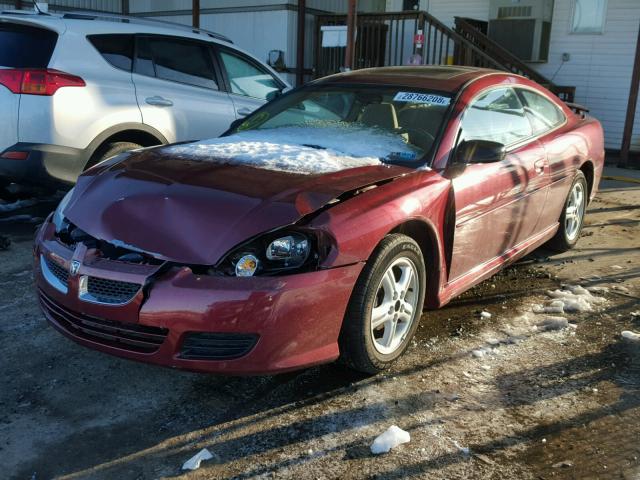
[0,69,85,95]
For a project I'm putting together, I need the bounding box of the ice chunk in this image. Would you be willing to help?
[480,311,492,319]
[182,448,214,470]
[370,425,411,454]
[164,124,422,175]
[621,331,640,343]
[537,317,569,331]
[472,349,485,358]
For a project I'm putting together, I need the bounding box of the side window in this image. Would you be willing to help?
[88,34,134,71]
[134,37,155,77]
[519,89,566,135]
[135,37,218,90]
[219,50,281,100]
[460,87,532,146]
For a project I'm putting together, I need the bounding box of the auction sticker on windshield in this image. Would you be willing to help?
[393,92,450,106]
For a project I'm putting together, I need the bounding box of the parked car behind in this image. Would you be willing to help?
[0,10,288,188]
[34,66,604,375]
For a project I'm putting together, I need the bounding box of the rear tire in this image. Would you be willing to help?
[86,141,142,170]
[547,171,588,252]
[339,234,426,374]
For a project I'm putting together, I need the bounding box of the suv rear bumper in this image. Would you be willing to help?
[0,143,87,187]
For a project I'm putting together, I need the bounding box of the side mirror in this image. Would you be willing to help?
[454,139,506,164]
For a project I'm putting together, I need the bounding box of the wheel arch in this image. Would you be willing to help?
[579,160,595,202]
[389,218,443,309]
[84,123,169,170]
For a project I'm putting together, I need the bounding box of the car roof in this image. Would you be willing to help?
[315,66,508,94]
[0,10,232,44]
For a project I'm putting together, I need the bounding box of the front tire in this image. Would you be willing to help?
[548,171,588,252]
[339,234,426,374]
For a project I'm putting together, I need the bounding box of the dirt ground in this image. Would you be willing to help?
[1,173,639,480]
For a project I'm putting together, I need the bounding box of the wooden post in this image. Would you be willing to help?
[296,0,306,87]
[344,0,357,70]
[192,0,200,28]
[121,0,129,15]
[620,21,640,167]
[14,0,22,10]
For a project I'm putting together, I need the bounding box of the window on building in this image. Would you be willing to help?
[571,0,607,34]
[460,88,532,146]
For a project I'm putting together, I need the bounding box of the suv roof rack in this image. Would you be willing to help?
[60,11,232,43]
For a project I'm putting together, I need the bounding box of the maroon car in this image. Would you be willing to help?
[34,66,604,374]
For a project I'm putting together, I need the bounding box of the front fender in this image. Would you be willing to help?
[307,169,451,270]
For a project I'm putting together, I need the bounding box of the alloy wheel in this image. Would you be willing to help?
[370,257,419,355]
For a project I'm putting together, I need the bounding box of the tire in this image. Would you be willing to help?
[86,141,142,170]
[339,234,426,374]
[547,171,588,252]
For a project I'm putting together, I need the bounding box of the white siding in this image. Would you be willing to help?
[526,0,640,150]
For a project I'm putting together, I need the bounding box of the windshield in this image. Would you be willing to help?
[232,85,452,167]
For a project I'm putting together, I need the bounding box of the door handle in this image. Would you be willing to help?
[534,159,546,175]
[145,96,173,107]
[236,107,253,117]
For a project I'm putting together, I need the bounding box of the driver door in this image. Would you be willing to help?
[448,87,549,282]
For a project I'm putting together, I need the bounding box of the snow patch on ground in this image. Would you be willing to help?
[182,448,214,470]
[533,285,606,314]
[370,425,410,454]
[621,331,640,343]
[164,125,420,174]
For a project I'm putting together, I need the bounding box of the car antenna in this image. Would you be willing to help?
[31,0,50,15]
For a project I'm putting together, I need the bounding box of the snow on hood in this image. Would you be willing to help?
[162,124,420,175]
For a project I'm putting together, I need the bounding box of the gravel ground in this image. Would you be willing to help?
[0,177,638,480]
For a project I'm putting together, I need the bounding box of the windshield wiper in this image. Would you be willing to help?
[302,144,327,150]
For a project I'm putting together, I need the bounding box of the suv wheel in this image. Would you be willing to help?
[87,141,142,170]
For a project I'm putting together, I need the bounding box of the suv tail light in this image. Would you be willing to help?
[0,69,85,95]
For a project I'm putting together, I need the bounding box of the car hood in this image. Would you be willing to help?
[65,147,411,265]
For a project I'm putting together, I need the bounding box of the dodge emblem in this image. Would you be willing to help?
[70,260,81,276]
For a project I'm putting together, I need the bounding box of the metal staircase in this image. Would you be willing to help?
[314,10,575,102]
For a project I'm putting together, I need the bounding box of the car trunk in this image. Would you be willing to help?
[0,20,59,152]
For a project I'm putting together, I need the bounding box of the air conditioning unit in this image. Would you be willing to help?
[488,0,554,62]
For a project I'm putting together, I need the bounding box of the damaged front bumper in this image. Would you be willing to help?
[34,219,363,374]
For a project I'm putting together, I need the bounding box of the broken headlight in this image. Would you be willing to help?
[219,229,325,277]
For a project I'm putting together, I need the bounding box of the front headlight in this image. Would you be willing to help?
[52,187,75,233]
[219,229,322,277]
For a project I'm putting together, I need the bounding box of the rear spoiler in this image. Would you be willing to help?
[566,102,589,117]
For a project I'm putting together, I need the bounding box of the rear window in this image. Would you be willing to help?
[0,23,58,68]
[88,34,134,71]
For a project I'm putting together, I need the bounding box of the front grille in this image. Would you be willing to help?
[45,256,69,286]
[39,290,168,353]
[85,277,141,304]
[179,332,258,360]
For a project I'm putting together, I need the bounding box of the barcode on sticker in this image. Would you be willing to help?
[393,92,451,105]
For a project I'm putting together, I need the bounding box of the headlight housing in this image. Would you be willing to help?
[52,187,75,233]
[218,229,327,277]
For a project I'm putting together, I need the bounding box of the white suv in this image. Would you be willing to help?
[0,10,288,188]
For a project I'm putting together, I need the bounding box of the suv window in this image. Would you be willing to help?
[0,23,57,68]
[461,87,532,146]
[519,89,566,135]
[219,50,280,100]
[135,37,218,90]
[88,34,134,71]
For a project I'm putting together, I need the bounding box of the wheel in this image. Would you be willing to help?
[547,171,588,252]
[86,141,142,170]
[339,234,426,374]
